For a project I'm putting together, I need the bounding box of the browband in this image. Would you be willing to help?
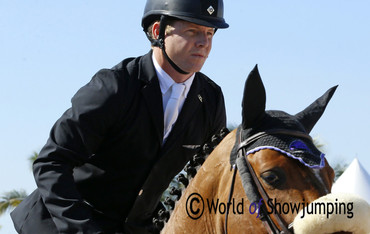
[237,129,312,153]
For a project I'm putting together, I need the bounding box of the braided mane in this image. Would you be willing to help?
[152,127,230,232]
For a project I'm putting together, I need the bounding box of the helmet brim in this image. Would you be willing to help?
[173,15,229,29]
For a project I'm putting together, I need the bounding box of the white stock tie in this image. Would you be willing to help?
[163,83,185,140]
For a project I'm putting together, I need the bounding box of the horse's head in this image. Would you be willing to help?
[235,65,337,231]
[161,66,369,234]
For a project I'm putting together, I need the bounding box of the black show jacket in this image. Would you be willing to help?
[11,51,226,233]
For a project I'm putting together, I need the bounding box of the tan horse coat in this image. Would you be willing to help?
[162,129,335,233]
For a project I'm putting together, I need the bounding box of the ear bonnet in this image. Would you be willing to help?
[230,65,337,168]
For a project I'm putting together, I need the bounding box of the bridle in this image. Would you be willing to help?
[224,128,314,234]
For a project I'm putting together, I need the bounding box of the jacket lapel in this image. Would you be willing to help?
[162,74,204,151]
[138,51,164,145]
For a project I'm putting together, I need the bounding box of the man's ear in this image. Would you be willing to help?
[152,22,160,40]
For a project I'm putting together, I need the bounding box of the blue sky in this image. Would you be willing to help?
[1,1,369,232]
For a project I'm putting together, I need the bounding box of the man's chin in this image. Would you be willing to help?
[185,63,206,73]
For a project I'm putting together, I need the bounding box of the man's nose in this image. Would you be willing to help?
[196,33,211,48]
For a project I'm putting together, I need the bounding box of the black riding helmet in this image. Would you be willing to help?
[142,0,229,74]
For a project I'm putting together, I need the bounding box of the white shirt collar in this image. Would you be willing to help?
[152,53,195,98]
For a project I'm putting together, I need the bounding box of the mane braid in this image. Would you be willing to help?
[152,127,230,232]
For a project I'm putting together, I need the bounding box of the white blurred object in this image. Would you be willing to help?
[293,193,370,234]
[331,158,370,204]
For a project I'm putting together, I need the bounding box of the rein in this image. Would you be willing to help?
[225,128,312,234]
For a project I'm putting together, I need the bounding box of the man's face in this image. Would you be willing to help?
[164,20,215,73]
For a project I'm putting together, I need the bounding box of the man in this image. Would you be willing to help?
[11,0,228,233]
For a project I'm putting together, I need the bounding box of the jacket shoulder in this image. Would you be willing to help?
[88,55,146,97]
[70,55,147,132]
[195,72,223,101]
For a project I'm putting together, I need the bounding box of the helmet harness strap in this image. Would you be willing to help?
[148,15,190,75]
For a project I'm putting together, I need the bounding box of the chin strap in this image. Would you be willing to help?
[161,46,190,75]
[146,15,190,75]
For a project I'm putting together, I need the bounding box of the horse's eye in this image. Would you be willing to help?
[261,170,285,187]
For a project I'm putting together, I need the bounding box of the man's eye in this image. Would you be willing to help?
[187,29,196,34]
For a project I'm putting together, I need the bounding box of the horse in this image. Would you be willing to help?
[155,65,364,234]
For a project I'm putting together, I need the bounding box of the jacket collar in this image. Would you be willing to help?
[137,51,164,145]
[137,50,157,84]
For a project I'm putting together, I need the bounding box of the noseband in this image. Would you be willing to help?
[225,128,313,234]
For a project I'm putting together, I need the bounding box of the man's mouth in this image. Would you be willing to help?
[191,53,206,58]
